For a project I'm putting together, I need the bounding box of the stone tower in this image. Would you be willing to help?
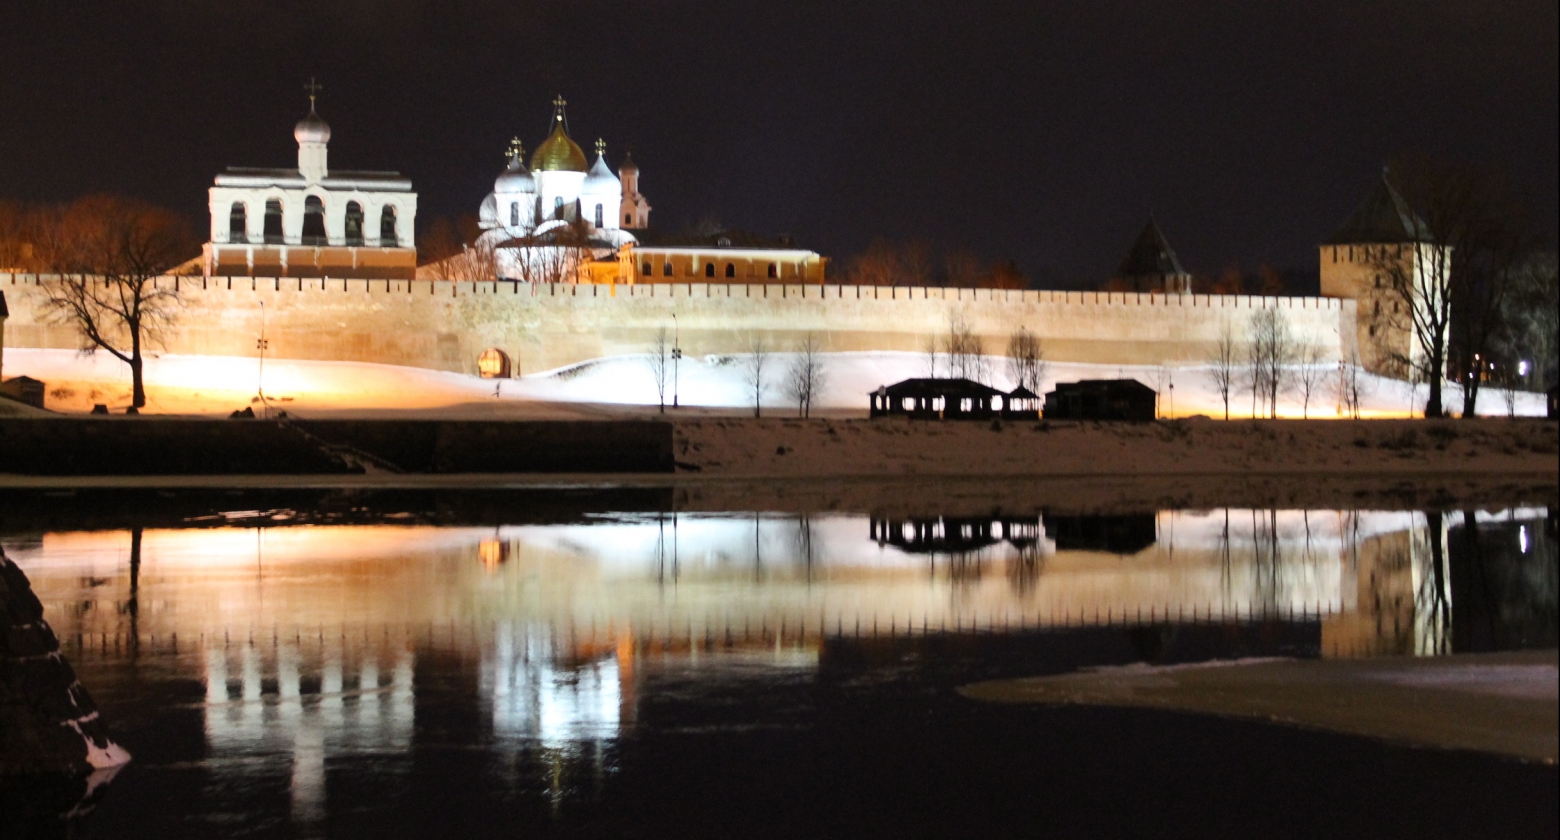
[1320,175,1436,374]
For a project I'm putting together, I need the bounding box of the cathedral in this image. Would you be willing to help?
[474,97,826,285]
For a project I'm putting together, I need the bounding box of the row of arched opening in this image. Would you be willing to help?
[228,199,399,247]
[640,261,781,279]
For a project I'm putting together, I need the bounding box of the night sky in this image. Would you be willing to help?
[2,1,1554,286]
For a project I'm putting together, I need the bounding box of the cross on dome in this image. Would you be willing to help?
[506,136,525,160]
[304,77,323,111]
[595,138,606,156]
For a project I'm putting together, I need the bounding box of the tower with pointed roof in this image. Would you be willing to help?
[1320,174,1441,373]
[619,153,650,229]
[1109,218,1191,294]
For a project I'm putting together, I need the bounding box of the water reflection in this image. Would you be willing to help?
[3,506,1553,835]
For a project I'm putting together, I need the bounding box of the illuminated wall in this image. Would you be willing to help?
[1,275,1357,377]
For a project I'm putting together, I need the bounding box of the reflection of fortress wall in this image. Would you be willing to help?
[2,275,1355,377]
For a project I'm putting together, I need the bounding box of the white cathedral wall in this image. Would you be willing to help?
[534,171,586,222]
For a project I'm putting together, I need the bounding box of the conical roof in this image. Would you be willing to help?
[1324,176,1429,244]
[531,118,588,172]
[1116,218,1187,278]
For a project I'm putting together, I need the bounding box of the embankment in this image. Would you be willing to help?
[0,418,674,475]
[672,416,1559,479]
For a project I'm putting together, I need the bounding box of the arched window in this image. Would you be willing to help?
[344,201,364,246]
[594,203,604,228]
[510,202,520,227]
[766,263,777,278]
[301,195,327,245]
[553,196,564,219]
[263,199,284,244]
[704,262,715,278]
[642,261,652,276]
[625,214,633,225]
[380,205,398,246]
[663,262,673,277]
[228,202,247,243]
[724,263,736,278]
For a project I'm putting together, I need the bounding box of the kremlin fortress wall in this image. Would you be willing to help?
[1,274,1357,377]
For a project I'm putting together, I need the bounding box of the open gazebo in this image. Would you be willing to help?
[1003,385,1042,421]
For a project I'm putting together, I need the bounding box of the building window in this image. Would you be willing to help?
[626,214,633,225]
[704,263,715,278]
[380,205,398,246]
[263,199,284,244]
[301,195,327,245]
[344,201,364,246]
[724,263,736,278]
[228,202,247,243]
[554,196,564,219]
[766,263,777,278]
[663,262,673,277]
[510,202,519,227]
[594,203,604,228]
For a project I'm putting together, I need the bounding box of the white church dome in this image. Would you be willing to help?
[294,108,331,144]
[494,155,535,193]
[478,194,498,229]
[581,148,620,194]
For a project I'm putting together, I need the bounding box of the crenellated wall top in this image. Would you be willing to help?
[2,273,1344,311]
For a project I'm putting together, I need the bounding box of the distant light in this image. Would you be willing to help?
[1519,360,1529,376]
[1519,526,1528,554]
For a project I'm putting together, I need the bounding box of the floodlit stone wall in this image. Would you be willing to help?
[2,274,1358,377]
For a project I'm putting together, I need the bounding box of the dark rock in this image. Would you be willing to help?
[1,549,129,776]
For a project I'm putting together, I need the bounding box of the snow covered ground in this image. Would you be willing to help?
[2,347,1547,418]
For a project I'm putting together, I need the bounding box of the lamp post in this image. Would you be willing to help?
[672,313,682,408]
[256,301,269,419]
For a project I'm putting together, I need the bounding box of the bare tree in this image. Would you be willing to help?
[645,327,671,413]
[1336,352,1370,419]
[740,333,771,417]
[1004,326,1046,392]
[1247,308,1296,418]
[783,332,828,418]
[1369,158,1530,418]
[1207,323,1240,419]
[943,312,988,382]
[846,238,900,286]
[942,248,983,288]
[1294,344,1330,419]
[901,240,935,288]
[1493,252,1558,394]
[922,334,940,378]
[505,220,596,284]
[34,195,197,409]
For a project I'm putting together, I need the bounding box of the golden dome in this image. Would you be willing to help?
[530,118,588,173]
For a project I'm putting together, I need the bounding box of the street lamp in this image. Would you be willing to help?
[256,301,269,419]
[672,313,682,408]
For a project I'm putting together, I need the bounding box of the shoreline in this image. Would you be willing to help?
[960,649,1560,763]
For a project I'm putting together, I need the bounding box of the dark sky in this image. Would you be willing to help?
[2,1,1555,286]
